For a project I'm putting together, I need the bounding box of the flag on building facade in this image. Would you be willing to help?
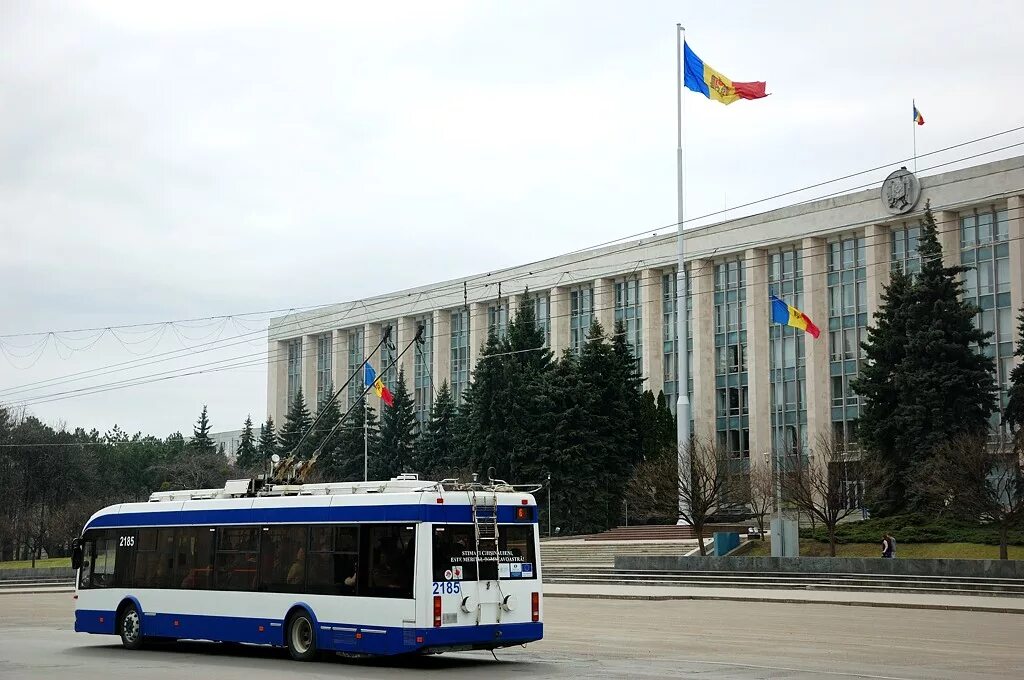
[913,102,925,126]
[682,42,767,105]
[769,294,820,338]
[364,363,395,407]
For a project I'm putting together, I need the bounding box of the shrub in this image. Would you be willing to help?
[799,514,1024,546]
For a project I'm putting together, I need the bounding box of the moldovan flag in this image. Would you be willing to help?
[770,295,820,339]
[683,42,767,105]
[913,102,925,126]
[364,363,395,407]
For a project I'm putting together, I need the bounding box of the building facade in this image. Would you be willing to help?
[267,156,1024,480]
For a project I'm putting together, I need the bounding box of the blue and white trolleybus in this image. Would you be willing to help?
[72,475,543,659]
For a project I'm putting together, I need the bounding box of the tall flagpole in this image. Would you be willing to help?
[676,24,692,525]
[364,372,369,482]
[912,99,918,172]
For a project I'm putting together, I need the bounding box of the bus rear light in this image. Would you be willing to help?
[433,595,442,627]
[436,498,444,504]
[521,499,529,504]
[531,592,539,622]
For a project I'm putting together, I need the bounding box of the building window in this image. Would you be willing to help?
[450,309,470,403]
[961,206,1012,442]
[379,321,398,394]
[347,328,364,408]
[487,304,508,341]
[286,338,302,406]
[413,315,434,426]
[662,266,693,416]
[614,277,643,371]
[569,285,594,353]
[769,246,807,460]
[316,333,333,407]
[827,234,868,448]
[714,256,748,458]
[891,222,922,276]
[531,292,551,347]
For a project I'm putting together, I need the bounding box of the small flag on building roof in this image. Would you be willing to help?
[683,42,767,105]
[364,363,395,407]
[913,102,925,126]
[770,295,820,339]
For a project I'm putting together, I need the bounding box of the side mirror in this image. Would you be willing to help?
[71,538,83,570]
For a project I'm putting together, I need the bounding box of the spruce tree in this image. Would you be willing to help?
[1004,306,1024,441]
[854,202,997,513]
[235,415,258,471]
[414,381,458,477]
[460,329,505,474]
[307,384,341,457]
[318,398,379,482]
[278,388,313,459]
[188,405,215,453]
[257,416,278,462]
[375,368,417,479]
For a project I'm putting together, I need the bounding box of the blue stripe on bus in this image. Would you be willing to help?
[75,607,543,655]
[86,504,537,530]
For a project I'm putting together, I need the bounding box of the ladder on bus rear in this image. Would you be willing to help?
[470,490,500,624]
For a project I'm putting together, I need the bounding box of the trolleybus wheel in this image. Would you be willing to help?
[118,603,143,650]
[286,610,317,661]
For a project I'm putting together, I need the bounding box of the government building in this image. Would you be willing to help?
[267,155,1024,494]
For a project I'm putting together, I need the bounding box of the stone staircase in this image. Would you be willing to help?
[583,524,749,542]
[540,540,696,570]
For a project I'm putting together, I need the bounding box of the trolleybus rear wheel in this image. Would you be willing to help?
[286,611,317,661]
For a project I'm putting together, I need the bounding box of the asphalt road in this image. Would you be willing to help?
[1,592,1022,679]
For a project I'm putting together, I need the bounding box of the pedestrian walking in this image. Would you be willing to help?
[886,533,896,559]
[881,534,893,558]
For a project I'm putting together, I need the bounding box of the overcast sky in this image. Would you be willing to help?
[2,1,1023,437]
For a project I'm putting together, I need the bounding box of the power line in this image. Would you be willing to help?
[6,207,1013,410]
[3,144,1021,403]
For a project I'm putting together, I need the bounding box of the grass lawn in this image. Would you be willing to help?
[0,557,71,570]
[743,540,1024,559]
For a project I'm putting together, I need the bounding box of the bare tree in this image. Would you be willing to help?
[780,435,860,557]
[917,434,1024,560]
[627,437,746,556]
[747,462,774,540]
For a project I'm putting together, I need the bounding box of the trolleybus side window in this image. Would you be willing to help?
[364,524,415,599]
[306,525,359,596]
[259,525,308,593]
[215,527,258,591]
[174,527,215,590]
[133,528,160,588]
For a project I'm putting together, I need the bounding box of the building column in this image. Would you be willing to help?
[331,329,349,398]
[690,259,716,445]
[398,316,417,387]
[268,339,288,426]
[802,237,831,452]
[745,248,772,463]
[365,323,382,410]
[939,210,960,269]
[469,302,489,369]
[1009,197,1024,348]
[593,277,615,337]
[302,334,318,408]
[433,310,451,391]
[549,286,569,357]
[641,269,664,395]
[507,292,521,323]
[864,224,890,319]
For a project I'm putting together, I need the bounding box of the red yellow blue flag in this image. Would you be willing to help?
[364,363,395,407]
[770,295,820,339]
[913,102,925,126]
[683,42,767,105]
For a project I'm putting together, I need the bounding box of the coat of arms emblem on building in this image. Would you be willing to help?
[881,167,921,215]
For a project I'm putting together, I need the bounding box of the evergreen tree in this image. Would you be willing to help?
[307,384,341,458]
[1004,306,1024,441]
[188,405,215,453]
[854,202,997,514]
[257,416,278,462]
[318,398,379,482]
[414,381,458,477]
[459,329,505,474]
[235,415,258,471]
[278,388,313,459]
[375,368,417,479]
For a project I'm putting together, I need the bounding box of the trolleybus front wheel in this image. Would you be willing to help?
[117,603,143,650]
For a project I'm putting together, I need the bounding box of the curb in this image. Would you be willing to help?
[544,591,1024,615]
[0,588,74,596]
